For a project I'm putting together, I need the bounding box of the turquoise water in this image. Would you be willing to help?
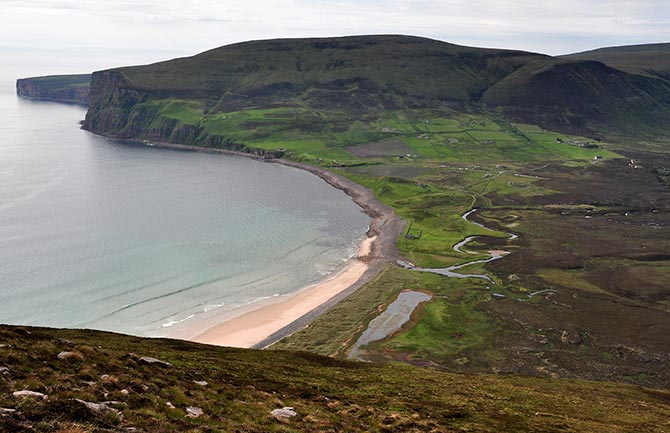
[0,48,369,337]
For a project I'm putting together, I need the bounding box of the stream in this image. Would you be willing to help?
[349,208,517,360]
[397,208,517,283]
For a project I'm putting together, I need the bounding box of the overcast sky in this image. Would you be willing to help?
[1,0,669,61]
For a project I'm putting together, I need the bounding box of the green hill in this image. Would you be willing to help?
[81,35,670,149]
[1,325,668,433]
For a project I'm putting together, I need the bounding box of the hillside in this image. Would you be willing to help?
[80,35,670,148]
[480,57,670,136]
[0,324,669,432]
[16,74,90,105]
[563,43,670,80]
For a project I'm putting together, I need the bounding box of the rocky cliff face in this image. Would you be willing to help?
[82,70,283,157]
[16,74,91,106]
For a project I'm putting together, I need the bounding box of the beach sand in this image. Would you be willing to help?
[191,235,375,348]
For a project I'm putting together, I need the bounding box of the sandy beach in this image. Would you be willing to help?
[192,236,377,348]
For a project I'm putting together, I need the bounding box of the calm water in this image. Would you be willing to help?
[0,48,369,336]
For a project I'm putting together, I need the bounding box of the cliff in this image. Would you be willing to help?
[82,70,283,157]
[16,74,91,106]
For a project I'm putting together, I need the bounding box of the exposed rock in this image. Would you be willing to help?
[529,334,549,345]
[185,406,203,418]
[75,399,123,421]
[58,351,83,361]
[271,407,298,419]
[13,390,47,399]
[139,356,172,368]
[58,338,75,346]
[193,380,208,386]
[560,330,582,345]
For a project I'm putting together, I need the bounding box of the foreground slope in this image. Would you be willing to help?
[0,325,669,433]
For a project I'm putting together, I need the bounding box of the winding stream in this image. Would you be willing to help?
[349,208,517,360]
[398,208,517,283]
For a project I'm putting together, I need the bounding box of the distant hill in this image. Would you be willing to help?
[563,43,670,80]
[16,74,90,105]
[95,35,544,109]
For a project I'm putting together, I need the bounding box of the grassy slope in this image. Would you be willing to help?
[1,325,669,433]
[480,58,670,137]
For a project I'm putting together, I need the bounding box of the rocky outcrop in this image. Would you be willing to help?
[16,74,90,106]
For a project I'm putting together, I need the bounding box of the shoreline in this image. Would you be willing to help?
[190,236,376,348]
[86,134,405,348]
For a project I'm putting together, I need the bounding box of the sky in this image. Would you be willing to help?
[1,0,669,64]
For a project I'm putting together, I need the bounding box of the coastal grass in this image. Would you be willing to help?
[136,102,624,166]
[336,172,508,267]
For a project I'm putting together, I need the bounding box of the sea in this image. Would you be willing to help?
[0,47,370,337]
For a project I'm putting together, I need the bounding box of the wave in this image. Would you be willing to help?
[161,313,196,328]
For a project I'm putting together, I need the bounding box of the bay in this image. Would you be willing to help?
[0,47,369,336]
